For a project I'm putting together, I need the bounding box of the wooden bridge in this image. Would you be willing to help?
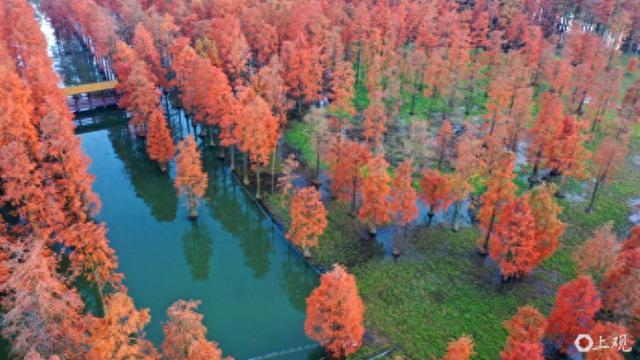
[62,80,118,112]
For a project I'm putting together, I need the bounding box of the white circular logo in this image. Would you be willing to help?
[575,334,594,352]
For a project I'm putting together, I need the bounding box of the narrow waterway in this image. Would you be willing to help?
[35,7,320,360]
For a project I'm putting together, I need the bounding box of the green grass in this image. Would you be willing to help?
[351,227,557,359]
[284,121,318,168]
[310,201,384,270]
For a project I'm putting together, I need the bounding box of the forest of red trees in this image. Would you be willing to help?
[1,0,640,358]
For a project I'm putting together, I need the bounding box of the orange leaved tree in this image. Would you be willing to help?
[88,292,157,359]
[326,138,371,213]
[287,187,328,258]
[501,306,546,360]
[600,236,640,337]
[305,264,365,358]
[489,197,539,280]
[146,109,174,173]
[358,154,392,235]
[234,88,279,198]
[527,183,565,264]
[1,238,89,359]
[162,300,230,360]
[436,120,454,169]
[573,222,619,283]
[587,132,629,212]
[442,335,475,360]
[528,92,564,182]
[477,152,516,254]
[546,276,601,354]
[389,160,419,231]
[174,136,208,219]
[419,168,454,225]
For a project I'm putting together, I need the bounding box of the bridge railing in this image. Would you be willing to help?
[61,80,118,96]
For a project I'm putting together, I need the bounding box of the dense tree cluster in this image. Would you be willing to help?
[10,0,640,357]
[0,0,225,359]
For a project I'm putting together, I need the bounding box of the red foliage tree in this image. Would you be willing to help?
[600,240,640,337]
[118,60,159,137]
[0,142,62,238]
[489,197,539,279]
[287,187,328,257]
[1,238,88,359]
[252,55,291,123]
[162,300,229,360]
[363,90,387,152]
[574,222,619,283]
[419,169,454,223]
[358,154,392,234]
[527,183,565,263]
[173,45,235,147]
[587,132,629,212]
[205,15,250,84]
[329,59,356,117]
[546,276,601,353]
[443,335,475,360]
[389,160,419,227]
[233,88,279,198]
[501,306,546,360]
[477,152,517,254]
[240,6,277,67]
[146,109,175,173]
[528,92,564,181]
[305,264,365,358]
[327,138,371,212]
[0,49,39,155]
[113,40,139,83]
[87,292,157,359]
[132,23,166,87]
[174,136,208,219]
[281,34,324,113]
[436,120,454,168]
[544,115,590,180]
[58,222,121,307]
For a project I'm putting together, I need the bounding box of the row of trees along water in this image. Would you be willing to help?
[0,0,638,358]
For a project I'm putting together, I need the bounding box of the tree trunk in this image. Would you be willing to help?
[315,134,321,185]
[451,201,460,231]
[351,171,358,215]
[528,155,541,188]
[188,194,198,219]
[243,153,249,185]
[586,178,602,213]
[229,147,235,170]
[437,149,445,169]
[271,145,277,195]
[480,209,496,255]
[256,168,262,199]
[368,223,377,237]
[164,95,170,123]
